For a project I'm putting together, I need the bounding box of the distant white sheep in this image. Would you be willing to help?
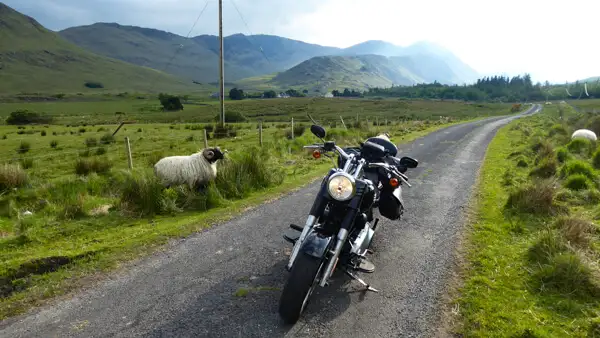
[374,133,391,142]
[153,147,226,190]
[571,129,597,141]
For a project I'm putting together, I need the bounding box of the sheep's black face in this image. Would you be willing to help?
[203,147,225,163]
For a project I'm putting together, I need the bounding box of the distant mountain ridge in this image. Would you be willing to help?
[59,23,480,86]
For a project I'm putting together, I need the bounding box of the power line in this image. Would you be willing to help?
[229,0,272,66]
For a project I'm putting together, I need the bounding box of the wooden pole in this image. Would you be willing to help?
[259,121,263,146]
[125,137,133,170]
[203,129,208,148]
[340,116,347,130]
[218,0,225,127]
[291,117,294,139]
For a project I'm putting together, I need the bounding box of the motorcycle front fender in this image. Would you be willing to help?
[392,185,404,208]
[300,232,333,259]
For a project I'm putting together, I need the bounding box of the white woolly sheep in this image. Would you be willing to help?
[571,129,597,141]
[374,133,391,142]
[153,147,226,190]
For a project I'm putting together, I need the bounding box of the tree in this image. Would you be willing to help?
[263,90,277,98]
[332,90,340,97]
[302,89,309,94]
[158,93,184,111]
[229,87,245,100]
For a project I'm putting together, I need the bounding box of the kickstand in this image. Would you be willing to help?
[343,269,379,293]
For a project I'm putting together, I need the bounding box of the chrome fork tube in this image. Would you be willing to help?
[319,228,349,287]
[287,215,317,270]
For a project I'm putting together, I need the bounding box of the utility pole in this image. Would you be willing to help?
[218,0,225,126]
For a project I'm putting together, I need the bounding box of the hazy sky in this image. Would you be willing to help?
[5,0,599,83]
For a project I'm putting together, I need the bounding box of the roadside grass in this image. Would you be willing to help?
[0,110,479,320]
[455,103,600,337]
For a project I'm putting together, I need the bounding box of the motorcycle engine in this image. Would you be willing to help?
[350,221,374,257]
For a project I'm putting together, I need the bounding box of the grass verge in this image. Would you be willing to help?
[452,103,600,337]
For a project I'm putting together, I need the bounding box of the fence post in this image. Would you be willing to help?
[125,137,133,170]
[203,129,208,148]
[291,117,294,140]
[259,121,263,147]
[340,116,347,130]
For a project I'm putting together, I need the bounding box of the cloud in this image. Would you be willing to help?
[4,0,600,83]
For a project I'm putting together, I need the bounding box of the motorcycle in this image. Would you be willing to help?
[278,124,418,324]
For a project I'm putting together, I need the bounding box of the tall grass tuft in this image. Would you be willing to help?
[505,179,561,215]
[0,163,28,192]
[75,158,112,176]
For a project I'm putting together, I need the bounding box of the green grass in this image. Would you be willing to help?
[0,3,200,95]
[455,103,600,337]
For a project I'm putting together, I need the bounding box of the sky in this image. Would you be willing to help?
[4,0,600,84]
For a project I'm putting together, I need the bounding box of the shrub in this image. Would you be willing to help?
[528,230,569,264]
[100,133,115,144]
[548,123,569,137]
[95,147,107,155]
[40,130,46,136]
[560,160,596,180]
[531,139,554,162]
[17,141,30,154]
[564,174,591,191]
[0,163,28,191]
[75,158,112,176]
[79,127,86,133]
[515,155,528,168]
[567,138,593,155]
[529,157,557,178]
[6,110,53,125]
[84,81,104,89]
[505,179,560,215]
[58,194,86,220]
[158,93,183,111]
[85,137,98,147]
[137,128,143,132]
[533,253,598,296]
[554,216,595,247]
[50,140,58,148]
[556,147,569,163]
[118,170,169,216]
[285,125,306,139]
[19,158,33,169]
[186,135,195,142]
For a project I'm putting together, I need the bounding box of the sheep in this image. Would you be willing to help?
[153,147,226,190]
[374,132,391,142]
[571,129,597,141]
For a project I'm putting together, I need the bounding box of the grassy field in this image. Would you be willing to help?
[453,102,600,336]
[0,96,518,319]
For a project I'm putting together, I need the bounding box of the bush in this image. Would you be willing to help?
[137,128,143,133]
[158,93,183,111]
[592,148,600,169]
[566,138,593,155]
[85,137,98,147]
[533,253,598,296]
[119,170,172,216]
[560,160,596,180]
[564,174,591,191]
[50,140,58,148]
[554,216,595,247]
[556,147,569,163]
[100,133,115,145]
[19,158,33,169]
[58,194,86,220]
[505,179,560,215]
[528,230,569,264]
[531,139,554,162]
[548,123,569,137]
[515,156,528,168]
[79,127,86,133]
[95,147,107,155]
[186,135,195,142]
[285,125,306,139]
[0,163,28,191]
[84,81,104,89]
[40,130,46,136]
[17,141,30,154]
[75,158,112,176]
[6,110,53,125]
[529,157,557,178]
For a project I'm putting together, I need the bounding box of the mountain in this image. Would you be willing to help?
[341,40,479,84]
[59,23,479,85]
[240,54,433,92]
[0,3,195,94]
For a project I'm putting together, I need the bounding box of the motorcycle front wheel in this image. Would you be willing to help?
[278,252,326,324]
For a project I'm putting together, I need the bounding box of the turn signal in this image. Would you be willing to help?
[389,178,399,187]
[313,150,321,159]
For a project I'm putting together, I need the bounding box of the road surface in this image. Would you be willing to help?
[0,105,541,338]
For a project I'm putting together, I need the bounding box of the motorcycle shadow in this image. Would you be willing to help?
[143,259,354,337]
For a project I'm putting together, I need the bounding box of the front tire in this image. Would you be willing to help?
[278,252,325,324]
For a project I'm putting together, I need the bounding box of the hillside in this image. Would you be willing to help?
[0,3,196,94]
[252,55,427,92]
[58,22,479,86]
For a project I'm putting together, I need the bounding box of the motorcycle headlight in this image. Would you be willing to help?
[327,173,356,201]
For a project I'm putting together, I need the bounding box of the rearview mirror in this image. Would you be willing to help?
[399,156,418,168]
[310,125,326,139]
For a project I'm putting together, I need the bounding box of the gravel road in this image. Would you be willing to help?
[0,105,540,338]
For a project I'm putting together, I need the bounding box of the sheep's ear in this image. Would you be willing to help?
[205,150,215,159]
